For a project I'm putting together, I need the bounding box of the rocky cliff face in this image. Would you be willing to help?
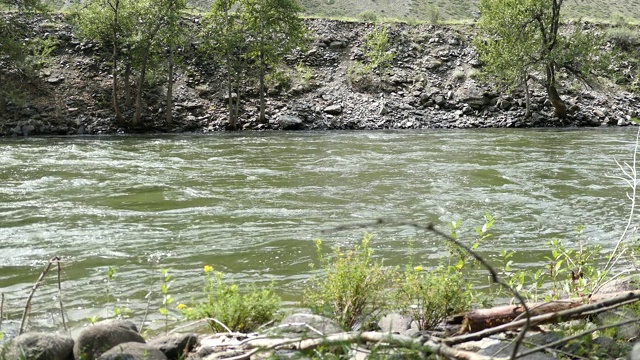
[1,14,638,136]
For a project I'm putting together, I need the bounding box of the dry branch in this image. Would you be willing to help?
[19,257,55,334]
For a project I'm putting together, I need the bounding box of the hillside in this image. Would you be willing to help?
[38,0,640,22]
[1,13,638,137]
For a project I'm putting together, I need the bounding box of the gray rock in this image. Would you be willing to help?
[0,332,74,360]
[455,82,489,109]
[276,313,342,337]
[324,104,342,115]
[328,41,344,49]
[596,276,640,294]
[147,333,198,360]
[278,115,304,130]
[98,342,167,360]
[74,320,145,360]
[630,342,640,360]
[479,342,554,360]
[378,313,413,334]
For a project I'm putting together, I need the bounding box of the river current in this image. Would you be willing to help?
[0,128,637,332]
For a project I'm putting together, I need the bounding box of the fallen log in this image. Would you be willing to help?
[454,290,640,334]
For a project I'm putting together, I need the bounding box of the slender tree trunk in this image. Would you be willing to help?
[0,75,6,115]
[523,75,531,118]
[546,64,566,119]
[259,52,266,123]
[111,0,123,126]
[166,44,174,125]
[226,56,236,130]
[124,55,132,107]
[234,58,242,128]
[134,45,152,126]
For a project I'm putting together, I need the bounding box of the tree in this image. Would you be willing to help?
[160,0,187,125]
[241,0,306,123]
[202,0,245,130]
[75,0,137,125]
[475,0,604,119]
[0,0,47,114]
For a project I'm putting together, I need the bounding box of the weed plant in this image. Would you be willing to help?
[181,266,281,333]
[303,234,393,330]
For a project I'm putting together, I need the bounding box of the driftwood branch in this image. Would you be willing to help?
[19,257,56,334]
[446,290,640,345]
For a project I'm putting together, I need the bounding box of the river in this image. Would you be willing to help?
[0,128,637,333]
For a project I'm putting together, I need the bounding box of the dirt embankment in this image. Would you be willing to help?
[1,14,638,137]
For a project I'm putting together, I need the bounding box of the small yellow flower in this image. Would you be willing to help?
[414,266,423,272]
[176,303,187,310]
[203,265,214,273]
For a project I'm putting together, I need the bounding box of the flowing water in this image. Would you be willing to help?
[0,128,637,333]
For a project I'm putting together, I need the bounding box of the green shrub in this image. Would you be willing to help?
[363,26,395,72]
[394,265,472,330]
[182,266,281,333]
[607,27,640,51]
[302,234,393,330]
[265,68,292,92]
[358,10,377,22]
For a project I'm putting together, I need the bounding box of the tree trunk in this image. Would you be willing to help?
[546,64,566,119]
[0,94,6,115]
[259,52,266,123]
[166,44,174,125]
[226,53,236,130]
[523,75,531,118]
[134,44,153,126]
[124,55,132,107]
[111,1,123,126]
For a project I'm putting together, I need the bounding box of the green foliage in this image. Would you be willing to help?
[347,26,394,92]
[475,0,606,110]
[27,35,58,70]
[607,27,640,52]
[500,227,604,302]
[395,265,472,330]
[362,26,395,72]
[265,68,292,92]
[358,10,377,22]
[412,2,441,24]
[182,266,281,333]
[159,269,175,333]
[302,234,393,330]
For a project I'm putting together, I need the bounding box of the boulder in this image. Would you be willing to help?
[98,342,167,360]
[147,333,199,360]
[323,104,342,115]
[631,342,640,360]
[277,115,304,130]
[377,313,413,334]
[74,320,145,360]
[455,81,489,109]
[275,313,342,337]
[596,276,640,294]
[0,332,74,360]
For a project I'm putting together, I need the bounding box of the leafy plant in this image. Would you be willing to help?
[362,26,395,72]
[302,234,393,330]
[358,10,377,22]
[159,269,175,333]
[395,265,472,330]
[182,266,281,333]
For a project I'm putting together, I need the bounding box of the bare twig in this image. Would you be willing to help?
[139,291,153,333]
[19,257,55,334]
[325,219,531,359]
[55,258,67,332]
[596,126,640,292]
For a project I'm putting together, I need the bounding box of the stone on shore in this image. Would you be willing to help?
[98,342,167,360]
[0,332,74,360]
[73,320,146,360]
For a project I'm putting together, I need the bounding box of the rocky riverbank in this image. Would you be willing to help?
[0,14,639,137]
